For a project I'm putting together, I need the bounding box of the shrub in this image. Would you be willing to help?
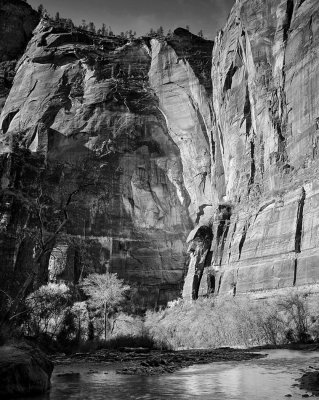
[144,290,318,350]
[25,283,71,338]
[277,291,311,343]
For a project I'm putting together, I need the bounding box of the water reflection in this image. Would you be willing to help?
[27,350,319,400]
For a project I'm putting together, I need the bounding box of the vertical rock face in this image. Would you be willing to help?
[184,0,319,299]
[0,0,39,112]
[149,30,215,223]
[0,19,195,307]
[1,0,319,306]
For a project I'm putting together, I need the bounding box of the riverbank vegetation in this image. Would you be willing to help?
[145,291,319,349]
[0,272,154,352]
[1,283,319,353]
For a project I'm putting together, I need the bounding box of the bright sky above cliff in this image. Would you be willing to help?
[27,0,235,38]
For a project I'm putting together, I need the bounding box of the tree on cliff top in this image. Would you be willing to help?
[80,273,130,340]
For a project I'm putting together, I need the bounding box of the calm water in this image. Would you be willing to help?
[30,350,319,399]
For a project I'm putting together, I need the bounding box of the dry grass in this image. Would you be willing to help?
[145,290,319,350]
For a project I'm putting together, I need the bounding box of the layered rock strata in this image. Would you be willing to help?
[183,0,319,299]
[1,0,319,305]
[0,18,200,307]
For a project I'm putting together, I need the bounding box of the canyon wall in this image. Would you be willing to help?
[0,0,39,112]
[0,17,198,307]
[183,0,319,299]
[1,0,319,306]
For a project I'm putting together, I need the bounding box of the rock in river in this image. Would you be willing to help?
[0,342,54,398]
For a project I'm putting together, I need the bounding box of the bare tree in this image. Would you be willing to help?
[1,155,101,327]
[80,272,130,340]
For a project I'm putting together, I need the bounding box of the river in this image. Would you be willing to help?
[27,350,319,399]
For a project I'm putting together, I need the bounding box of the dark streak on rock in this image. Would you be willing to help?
[284,0,295,42]
[238,219,251,261]
[295,187,306,254]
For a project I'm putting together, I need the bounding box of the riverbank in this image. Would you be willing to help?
[250,343,319,352]
[53,347,265,376]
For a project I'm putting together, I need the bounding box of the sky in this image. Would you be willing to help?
[27,0,235,39]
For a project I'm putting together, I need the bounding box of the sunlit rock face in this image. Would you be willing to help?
[184,0,319,299]
[0,0,39,113]
[1,0,319,306]
[149,29,215,224]
[0,19,195,307]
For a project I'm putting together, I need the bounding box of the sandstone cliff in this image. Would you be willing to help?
[1,0,319,306]
[0,0,39,112]
[183,0,319,299]
[0,15,197,307]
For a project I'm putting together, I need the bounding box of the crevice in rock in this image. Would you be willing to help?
[218,124,225,154]
[208,273,216,295]
[254,200,276,222]
[191,226,214,300]
[196,108,210,146]
[223,64,238,93]
[128,197,135,210]
[211,132,216,163]
[241,85,252,135]
[213,126,226,199]
[293,258,298,286]
[227,221,237,264]
[232,282,237,296]
[60,72,72,111]
[277,124,287,160]
[238,219,251,261]
[283,0,294,42]
[248,140,256,187]
[217,275,222,294]
[213,204,232,265]
[2,110,19,134]
[27,80,38,98]
[295,187,305,253]
[270,89,289,165]
[187,95,210,146]
[260,139,265,177]
[129,253,144,266]
[219,223,230,264]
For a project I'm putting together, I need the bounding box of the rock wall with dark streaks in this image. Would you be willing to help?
[1,0,319,306]
[183,0,319,299]
[0,17,195,308]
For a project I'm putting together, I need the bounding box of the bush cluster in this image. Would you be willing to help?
[144,291,319,349]
[15,273,145,351]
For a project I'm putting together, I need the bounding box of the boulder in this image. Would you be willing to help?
[0,343,54,398]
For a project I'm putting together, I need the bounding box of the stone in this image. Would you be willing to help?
[149,30,214,223]
[1,0,319,305]
[0,19,195,307]
[183,0,319,299]
[0,0,39,113]
[0,342,53,398]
